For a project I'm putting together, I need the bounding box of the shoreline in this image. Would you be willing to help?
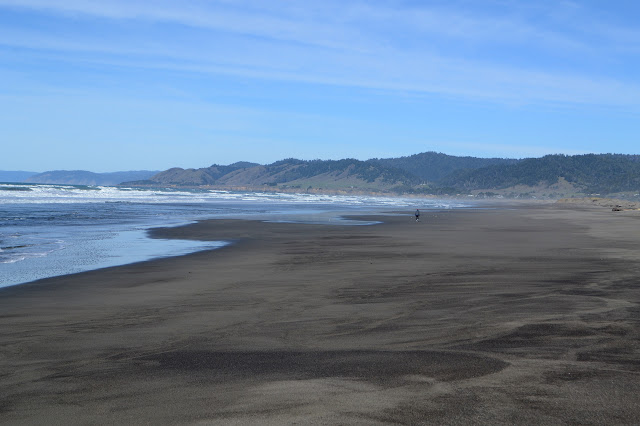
[0,201,461,291]
[0,226,229,291]
[0,191,470,290]
[1,202,639,423]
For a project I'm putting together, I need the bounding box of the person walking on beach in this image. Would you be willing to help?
[415,209,420,222]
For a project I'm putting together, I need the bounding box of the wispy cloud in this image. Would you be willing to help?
[1,0,639,109]
[4,0,634,51]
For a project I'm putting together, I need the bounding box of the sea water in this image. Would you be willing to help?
[0,183,468,288]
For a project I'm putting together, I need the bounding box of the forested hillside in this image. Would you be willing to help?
[370,151,519,182]
[121,152,640,197]
[147,162,260,186]
[127,159,421,192]
[19,151,638,197]
[440,154,640,194]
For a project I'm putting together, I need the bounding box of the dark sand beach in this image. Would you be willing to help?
[1,203,639,424]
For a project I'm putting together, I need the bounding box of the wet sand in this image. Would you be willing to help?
[1,203,639,424]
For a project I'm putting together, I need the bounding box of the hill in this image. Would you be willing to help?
[122,152,640,197]
[125,159,422,193]
[440,154,640,196]
[369,151,519,182]
[142,162,260,186]
[0,171,38,183]
[9,152,640,197]
[26,170,159,186]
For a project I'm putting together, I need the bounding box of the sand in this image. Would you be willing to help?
[1,203,639,424]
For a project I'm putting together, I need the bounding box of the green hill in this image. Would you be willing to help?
[126,158,421,193]
[440,154,640,195]
[369,151,519,182]
[145,162,259,186]
[118,152,640,197]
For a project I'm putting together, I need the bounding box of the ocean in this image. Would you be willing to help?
[0,183,468,288]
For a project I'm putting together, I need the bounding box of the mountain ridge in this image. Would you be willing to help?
[370,151,519,182]
[123,152,640,198]
[439,154,640,196]
[127,158,422,193]
[25,170,159,186]
[6,152,640,198]
[0,171,38,183]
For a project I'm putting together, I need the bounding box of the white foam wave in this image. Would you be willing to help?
[0,183,468,209]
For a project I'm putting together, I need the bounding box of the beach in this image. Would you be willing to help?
[1,202,639,424]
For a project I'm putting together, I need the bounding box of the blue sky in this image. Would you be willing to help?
[1,0,639,172]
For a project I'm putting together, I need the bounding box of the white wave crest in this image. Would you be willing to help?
[0,183,468,209]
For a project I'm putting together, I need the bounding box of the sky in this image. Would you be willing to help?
[1,0,639,172]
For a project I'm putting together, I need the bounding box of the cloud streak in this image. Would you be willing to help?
[1,0,639,109]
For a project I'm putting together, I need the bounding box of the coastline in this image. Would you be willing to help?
[1,202,639,424]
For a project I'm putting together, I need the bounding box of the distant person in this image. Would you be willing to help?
[415,209,420,222]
